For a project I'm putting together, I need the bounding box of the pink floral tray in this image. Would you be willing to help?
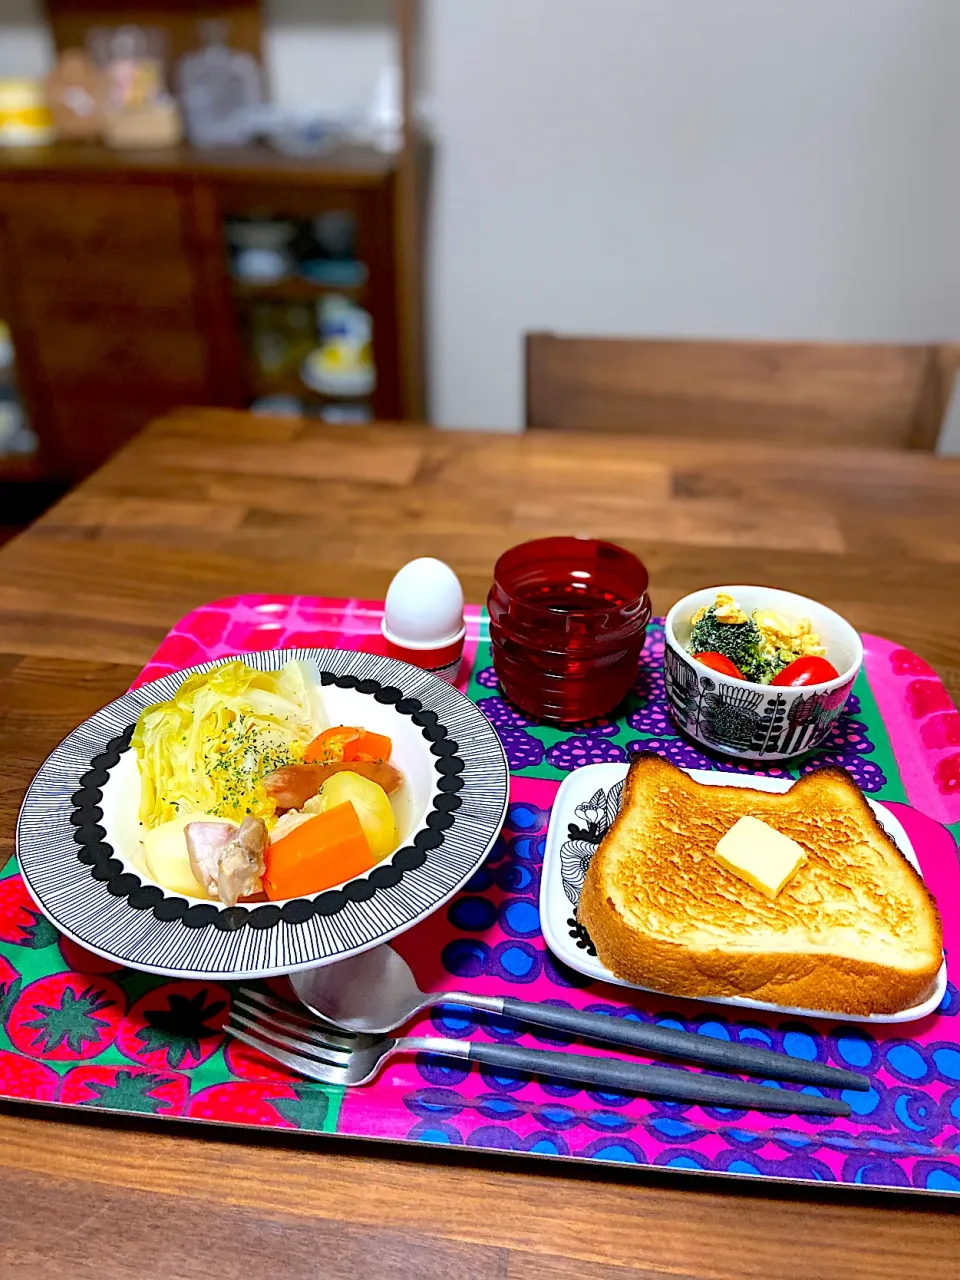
[2,594,960,1195]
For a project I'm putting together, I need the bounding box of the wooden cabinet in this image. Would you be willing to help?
[5,182,186,258]
[0,143,421,481]
[0,176,212,477]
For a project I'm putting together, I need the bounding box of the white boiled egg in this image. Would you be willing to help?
[382,557,465,648]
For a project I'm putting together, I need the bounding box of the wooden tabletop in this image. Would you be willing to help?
[2,408,960,1279]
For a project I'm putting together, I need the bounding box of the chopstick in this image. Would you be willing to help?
[464,1040,852,1117]
[463,995,870,1092]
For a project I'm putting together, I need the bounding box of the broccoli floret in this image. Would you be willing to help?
[689,608,774,683]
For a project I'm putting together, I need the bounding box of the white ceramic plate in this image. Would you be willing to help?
[17,649,509,981]
[541,763,946,1024]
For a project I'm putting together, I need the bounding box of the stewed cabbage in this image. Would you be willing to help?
[132,659,327,829]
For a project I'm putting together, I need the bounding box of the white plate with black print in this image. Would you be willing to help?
[17,649,509,981]
[540,763,946,1024]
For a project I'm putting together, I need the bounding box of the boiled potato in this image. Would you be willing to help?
[142,812,213,898]
[318,771,398,860]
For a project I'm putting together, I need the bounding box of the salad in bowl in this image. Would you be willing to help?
[663,586,863,762]
[687,592,840,687]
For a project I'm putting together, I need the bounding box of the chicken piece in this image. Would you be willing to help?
[217,816,268,908]
[185,821,236,899]
[264,760,403,812]
[184,816,268,907]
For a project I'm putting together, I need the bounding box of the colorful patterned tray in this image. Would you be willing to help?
[3,595,960,1195]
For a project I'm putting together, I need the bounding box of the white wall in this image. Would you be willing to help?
[0,0,53,78]
[424,0,960,430]
[263,0,395,112]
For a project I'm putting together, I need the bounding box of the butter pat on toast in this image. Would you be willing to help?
[712,816,806,900]
[577,754,943,1016]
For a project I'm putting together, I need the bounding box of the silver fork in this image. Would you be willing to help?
[228,991,850,1117]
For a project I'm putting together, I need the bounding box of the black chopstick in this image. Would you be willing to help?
[471,995,870,1091]
[465,1040,851,1117]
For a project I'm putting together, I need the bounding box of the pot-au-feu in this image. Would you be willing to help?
[132,659,406,906]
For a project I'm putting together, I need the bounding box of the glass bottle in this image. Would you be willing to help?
[177,20,262,149]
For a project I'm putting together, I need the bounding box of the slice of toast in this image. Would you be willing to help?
[577,754,943,1015]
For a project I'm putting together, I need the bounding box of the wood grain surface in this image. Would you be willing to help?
[525,332,960,450]
[2,408,960,1278]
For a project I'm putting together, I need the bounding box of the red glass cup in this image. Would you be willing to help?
[487,536,651,723]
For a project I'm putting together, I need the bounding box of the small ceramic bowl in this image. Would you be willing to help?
[663,585,863,762]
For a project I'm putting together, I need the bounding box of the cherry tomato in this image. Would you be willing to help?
[692,652,745,680]
[770,655,840,687]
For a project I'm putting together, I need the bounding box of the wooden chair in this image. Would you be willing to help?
[525,333,960,450]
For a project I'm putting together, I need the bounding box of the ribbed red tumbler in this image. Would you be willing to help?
[487,536,651,723]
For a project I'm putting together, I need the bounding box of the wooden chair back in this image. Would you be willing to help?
[525,333,960,449]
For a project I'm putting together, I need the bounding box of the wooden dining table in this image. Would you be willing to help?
[2,407,960,1280]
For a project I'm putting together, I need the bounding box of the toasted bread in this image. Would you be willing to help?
[577,754,943,1015]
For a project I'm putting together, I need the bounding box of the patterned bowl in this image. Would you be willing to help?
[663,586,863,762]
[17,649,510,981]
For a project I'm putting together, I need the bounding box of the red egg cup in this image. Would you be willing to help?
[382,630,465,683]
[487,537,651,723]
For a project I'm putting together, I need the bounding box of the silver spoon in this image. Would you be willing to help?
[288,945,868,1091]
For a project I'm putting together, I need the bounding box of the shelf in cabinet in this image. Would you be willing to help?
[251,370,375,402]
[233,277,368,304]
[0,453,49,482]
[0,142,397,186]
